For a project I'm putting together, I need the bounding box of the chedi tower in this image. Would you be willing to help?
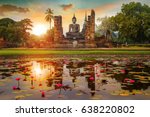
[84,9,96,47]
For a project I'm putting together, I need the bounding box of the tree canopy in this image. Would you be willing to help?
[97,2,150,44]
[0,18,32,47]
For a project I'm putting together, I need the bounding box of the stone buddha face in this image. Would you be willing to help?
[72,17,76,24]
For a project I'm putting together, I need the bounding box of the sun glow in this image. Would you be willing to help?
[32,61,55,80]
[32,62,42,76]
[32,24,48,36]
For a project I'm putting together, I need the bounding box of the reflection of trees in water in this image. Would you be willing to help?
[122,82,150,92]
[87,79,95,96]
[54,79,63,90]
[110,59,150,92]
[46,63,63,88]
[72,76,77,87]
[46,78,63,89]
[14,58,150,95]
[46,78,54,87]
[69,68,80,77]
[40,59,150,94]
[144,66,150,74]
[112,72,150,92]
[67,61,86,69]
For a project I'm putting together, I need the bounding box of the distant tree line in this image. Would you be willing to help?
[0,18,32,47]
[97,2,150,44]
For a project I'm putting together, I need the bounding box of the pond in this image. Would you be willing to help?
[0,55,150,100]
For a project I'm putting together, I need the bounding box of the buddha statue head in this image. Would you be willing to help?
[72,14,77,24]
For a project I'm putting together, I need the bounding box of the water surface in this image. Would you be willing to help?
[0,55,150,100]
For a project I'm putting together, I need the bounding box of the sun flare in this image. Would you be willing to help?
[32,24,47,36]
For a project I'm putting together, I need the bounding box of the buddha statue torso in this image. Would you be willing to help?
[66,14,84,39]
[69,24,80,33]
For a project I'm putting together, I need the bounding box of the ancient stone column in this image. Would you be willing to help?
[54,16,63,43]
[90,9,95,41]
[85,9,96,48]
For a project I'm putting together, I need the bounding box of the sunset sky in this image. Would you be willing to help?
[0,0,149,34]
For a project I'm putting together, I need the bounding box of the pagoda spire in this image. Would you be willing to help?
[73,13,76,18]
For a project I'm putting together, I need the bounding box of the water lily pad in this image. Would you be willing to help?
[76,92,82,96]
[21,90,27,92]
[25,94,33,97]
[140,81,149,83]
[143,92,150,96]
[132,90,143,95]
[138,76,145,79]
[0,79,9,82]
[130,72,142,75]
[111,91,120,95]
[15,95,25,100]
[12,91,22,94]
[127,83,134,85]
[119,90,130,96]
[120,93,129,96]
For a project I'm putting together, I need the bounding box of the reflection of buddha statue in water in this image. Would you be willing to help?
[66,14,83,39]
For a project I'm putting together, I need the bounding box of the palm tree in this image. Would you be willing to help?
[45,8,54,29]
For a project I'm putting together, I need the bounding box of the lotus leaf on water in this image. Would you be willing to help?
[25,94,33,97]
[15,95,25,100]
[132,90,143,95]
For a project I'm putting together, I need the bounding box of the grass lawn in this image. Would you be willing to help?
[0,48,150,55]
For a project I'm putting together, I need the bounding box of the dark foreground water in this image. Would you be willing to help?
[0,55,150,100]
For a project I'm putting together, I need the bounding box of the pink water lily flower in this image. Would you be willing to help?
[23,78,27,81]
[56,83,63,88]
[15,78,20,81]
[89,77,94,81]
[121,70,125,74]
[124,78,129,81]
[39,83,42,86]
[130,79,135,83]
[100,70,105,73]
[12,86,17,90]
[124,78,129,82]
[41,91,45,97]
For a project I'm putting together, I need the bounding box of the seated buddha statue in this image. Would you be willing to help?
[66,14,83,39]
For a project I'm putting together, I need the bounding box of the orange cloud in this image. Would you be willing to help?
[0,4,29,16]
[60,4,74,11]
[95,3,119,15]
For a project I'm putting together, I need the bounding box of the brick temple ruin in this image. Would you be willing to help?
[53,9,97,48]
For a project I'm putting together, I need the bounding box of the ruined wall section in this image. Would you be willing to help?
[54,16,63,43]
[85,9,96,47]
[90,9,95,40]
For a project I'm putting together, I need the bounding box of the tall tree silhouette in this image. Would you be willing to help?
[45,8,54,29]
